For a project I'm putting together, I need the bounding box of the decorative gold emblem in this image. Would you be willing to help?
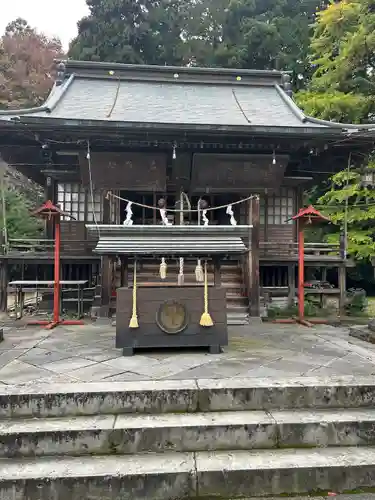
[156,300,188,334]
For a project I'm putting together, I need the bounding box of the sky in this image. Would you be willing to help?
[0,0,89,49]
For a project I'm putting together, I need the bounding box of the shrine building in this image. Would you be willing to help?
[0,60,374,326]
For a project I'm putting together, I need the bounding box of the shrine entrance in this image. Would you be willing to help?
[101,190,255,326]
[116,191,244,226]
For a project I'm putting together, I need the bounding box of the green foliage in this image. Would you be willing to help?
[0,187,43,241]
[345,288,368,315]
[297,0,375,263]
[316,156,375,259]
[69,0,323,73]
[310,0,375,94]
[295,90,374,123]
[297,0,375,123]
[267,300,322,318]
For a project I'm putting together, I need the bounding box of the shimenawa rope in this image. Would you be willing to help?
[106,191,258,213]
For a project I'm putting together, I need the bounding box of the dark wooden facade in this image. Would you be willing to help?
[0,60,373,320]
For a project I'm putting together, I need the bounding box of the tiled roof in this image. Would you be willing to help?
[28,78,308,128]
[0,61,374,133]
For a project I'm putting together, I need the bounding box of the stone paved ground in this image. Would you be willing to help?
[0,321,375,385]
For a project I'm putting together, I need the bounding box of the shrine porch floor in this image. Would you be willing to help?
[0,321,373,386]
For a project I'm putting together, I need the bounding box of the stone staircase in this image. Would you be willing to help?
[1,376,375,499]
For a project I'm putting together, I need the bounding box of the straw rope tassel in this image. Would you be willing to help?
[200,261,214,327]
[195,259,204,283]
[129,260,139,329]
[160,257,167,280]
[178,257,184,286]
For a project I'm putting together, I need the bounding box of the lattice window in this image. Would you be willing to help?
[259,195,265,225]
[57,183,102,222]
[87,191,102,222]
[267,188,294,225]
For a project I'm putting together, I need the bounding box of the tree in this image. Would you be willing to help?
[0,186,43,242]
[69,0,323,73]
[0,18,63,110]
[296,0,375,122]
[315,155,375,260]
[69,0,185,65]
[295,0,375,263]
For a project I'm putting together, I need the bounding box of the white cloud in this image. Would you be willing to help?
[0,0,89,49]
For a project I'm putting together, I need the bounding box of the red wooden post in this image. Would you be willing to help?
[29,200,84,329]
[298,220,305,320]
[53,214,61,324]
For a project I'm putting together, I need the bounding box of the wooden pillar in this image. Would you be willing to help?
[294,187,303,242]
[287,264,295,308]
[339,265,346,316]
[0,260,8,312]
[45,177,55,239]
[213,257,221,287]
[249,196,260,316]
[121,256,129,288]
[263,191,269,243]
[100,256,112,316]
[298,220,305,320]
[322,267,327,282]
[99,193,112,316]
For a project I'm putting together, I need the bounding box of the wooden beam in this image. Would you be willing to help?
[249,196,260,316]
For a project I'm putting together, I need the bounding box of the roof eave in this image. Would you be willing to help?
[276,83,375,131]
[8,115,353,137]
[0,74,75,118]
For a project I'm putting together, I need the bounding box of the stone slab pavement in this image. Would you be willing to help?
[241,497,375,500]
[0,321,375,385]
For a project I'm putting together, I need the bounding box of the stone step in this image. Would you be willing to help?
[2,409,375,458]
[2,377,375,419]
[2,447,375,499]
[227,317,249,325]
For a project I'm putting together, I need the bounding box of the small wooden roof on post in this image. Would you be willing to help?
[292,205,330,225]
[32,200,65,219]
[292,205,331,325]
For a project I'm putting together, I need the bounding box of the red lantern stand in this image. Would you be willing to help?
[292,205,330,323]
[29,200,84,329]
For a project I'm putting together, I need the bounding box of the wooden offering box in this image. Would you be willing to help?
[116,286,227,356]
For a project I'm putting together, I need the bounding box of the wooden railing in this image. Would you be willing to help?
[1,238,345,260]
[260,241,345,259]
[2,238,95,255]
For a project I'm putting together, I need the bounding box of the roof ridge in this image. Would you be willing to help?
[62,59,286,79]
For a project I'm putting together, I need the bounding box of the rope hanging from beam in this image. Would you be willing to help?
[106,191,259,213]
[200,261,214,327]
[129,260,139,329]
